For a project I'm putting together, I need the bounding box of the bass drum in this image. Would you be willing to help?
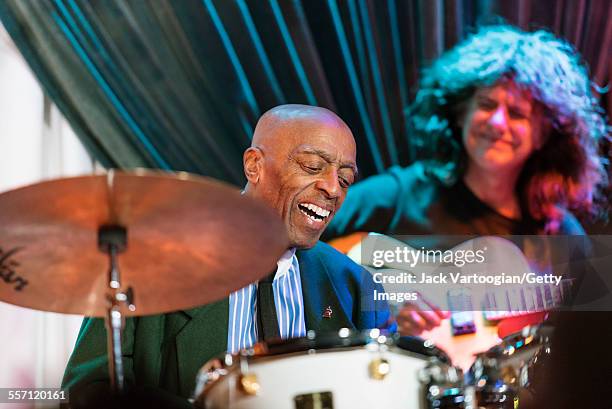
[193,329,466,409]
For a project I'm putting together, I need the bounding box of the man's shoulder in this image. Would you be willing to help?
[297,241,362,273]
[298,240,351,259]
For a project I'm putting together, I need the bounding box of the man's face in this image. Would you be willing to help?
[462,80,544,174]
[256,121,356,248]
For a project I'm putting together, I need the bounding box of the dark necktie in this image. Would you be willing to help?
[256,272,280,341]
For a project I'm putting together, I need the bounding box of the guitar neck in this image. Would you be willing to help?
[481,278,573,321]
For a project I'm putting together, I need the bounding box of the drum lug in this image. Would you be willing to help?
[239,373,260,395]
[369,357,390,380]
[294,392,334,409]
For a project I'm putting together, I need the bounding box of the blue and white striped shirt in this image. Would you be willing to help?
[227,248,306,353]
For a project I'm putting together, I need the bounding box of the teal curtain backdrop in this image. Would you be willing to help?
[0,0,609,185]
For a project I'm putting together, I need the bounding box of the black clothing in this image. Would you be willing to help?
[325,163,584,239]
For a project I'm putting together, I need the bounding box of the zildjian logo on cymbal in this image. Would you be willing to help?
[0,247,28,291]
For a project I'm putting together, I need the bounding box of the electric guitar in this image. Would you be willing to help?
[330,233,572,370]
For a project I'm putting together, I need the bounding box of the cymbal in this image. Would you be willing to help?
[0,170,289,317]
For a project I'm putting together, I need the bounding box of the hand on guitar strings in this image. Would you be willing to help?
[396,294,450,336]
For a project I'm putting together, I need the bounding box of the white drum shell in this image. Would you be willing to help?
[199,346,430,409]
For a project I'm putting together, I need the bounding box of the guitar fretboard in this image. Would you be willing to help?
[481,279,572,321]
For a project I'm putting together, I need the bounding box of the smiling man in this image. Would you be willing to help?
[226,104,391,352]
[62,104,393,407]
[244,104,357,248]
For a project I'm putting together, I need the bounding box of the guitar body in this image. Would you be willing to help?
[421,314,499,371]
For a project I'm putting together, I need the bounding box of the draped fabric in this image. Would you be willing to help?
[0,0,610,185]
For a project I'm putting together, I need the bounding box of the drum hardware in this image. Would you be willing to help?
[237,353,260,396]
[238,373,260,396]
[365,328,392,380]
[338,327,351,339]
[98,224,134,393]
[467,324,553,408]
[500,366,518,388]
[397,336,452,365]
[294,391,334,409]
[469,356,517,409]
[419,358,468,409]
[193,356,230,400]
[513,330,552,405]
[194,367,228,395]
[522,340,551,392]
[368,357,390,380]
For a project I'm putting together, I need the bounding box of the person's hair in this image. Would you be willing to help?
[408,24,610,232]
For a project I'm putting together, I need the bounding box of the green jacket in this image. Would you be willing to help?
[62,242,393,400]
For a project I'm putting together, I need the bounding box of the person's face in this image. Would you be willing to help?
[254,121,357,249]
[461,80,544,175]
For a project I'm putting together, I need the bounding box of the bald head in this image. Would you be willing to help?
[251,104,353,148]
[243,104,357,248]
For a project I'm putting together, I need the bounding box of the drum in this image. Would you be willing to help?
[467,325,552,409]
[193,329,466,409]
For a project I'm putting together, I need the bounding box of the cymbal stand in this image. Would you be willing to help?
[98,225,135,394]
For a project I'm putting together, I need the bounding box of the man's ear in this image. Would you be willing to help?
[243,147,263,184]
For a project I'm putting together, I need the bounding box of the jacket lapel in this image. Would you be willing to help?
[173,299,229,397]
[298,247,355,333]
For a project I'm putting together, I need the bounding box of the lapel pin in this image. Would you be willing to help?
[322,305,333,319]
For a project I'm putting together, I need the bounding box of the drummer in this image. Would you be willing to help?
[62,104,395,407]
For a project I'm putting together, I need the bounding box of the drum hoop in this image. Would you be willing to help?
[481,324,551,359]
[197,334,444,400]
